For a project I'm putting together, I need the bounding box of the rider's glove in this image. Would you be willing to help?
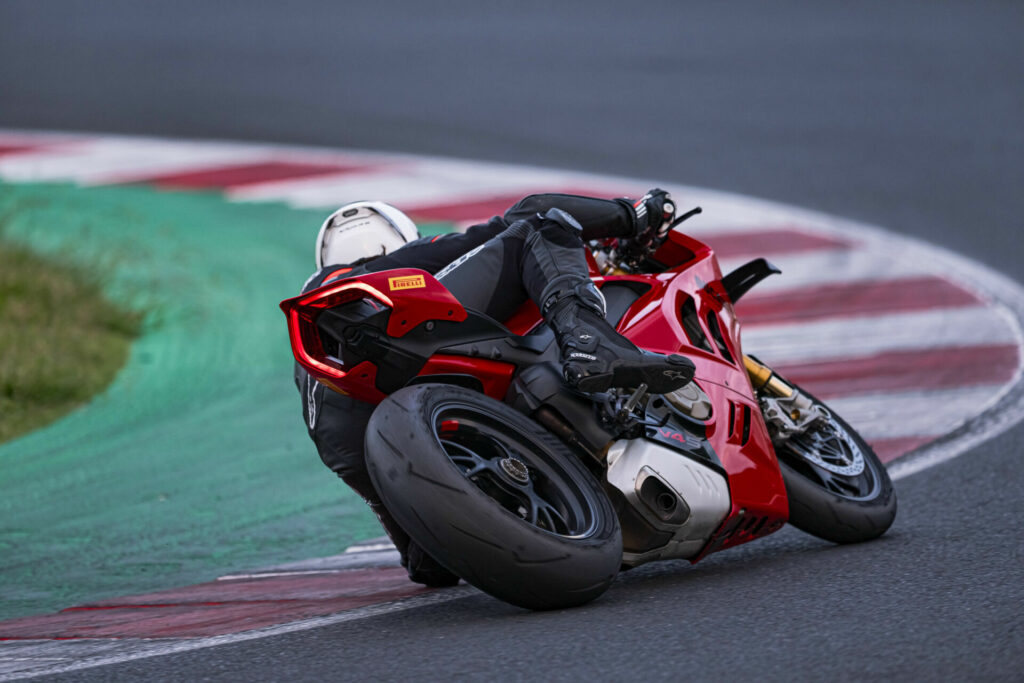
[630,188,676,244]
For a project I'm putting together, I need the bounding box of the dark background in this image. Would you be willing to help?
[2,1,1022,679]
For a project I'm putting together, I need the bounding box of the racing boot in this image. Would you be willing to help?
[543,285,695,394]
[523,208,694,394]
[404,540,461,588]
[369,503,459,588]
[354,480,459,588]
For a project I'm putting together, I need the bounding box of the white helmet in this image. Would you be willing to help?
[314,201,420,269]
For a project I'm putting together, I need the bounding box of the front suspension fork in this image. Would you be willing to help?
[743,355,793,397]
[744,355,828,442]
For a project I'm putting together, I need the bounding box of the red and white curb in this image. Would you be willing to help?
[3,131,1020,467]
[2,131,1023,679]
[0,541,477,680]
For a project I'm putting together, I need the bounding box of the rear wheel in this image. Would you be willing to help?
[771,385,897,544]
[365,383,622,610]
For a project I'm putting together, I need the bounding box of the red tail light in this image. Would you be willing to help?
[279,268,468,402]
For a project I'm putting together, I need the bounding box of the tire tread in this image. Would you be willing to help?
[365,383,622,610]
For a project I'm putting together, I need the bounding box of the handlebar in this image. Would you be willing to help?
[592,205,703,275]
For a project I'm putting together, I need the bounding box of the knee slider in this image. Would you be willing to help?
[536,208,585,248]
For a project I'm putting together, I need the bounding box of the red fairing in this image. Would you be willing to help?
[632,233,788,554]
[279,268,467,403]
[605,231,789,554]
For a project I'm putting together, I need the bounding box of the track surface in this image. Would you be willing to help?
[1,1,1022,680]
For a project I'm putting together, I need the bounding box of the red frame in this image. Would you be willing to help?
[281,231,788,559]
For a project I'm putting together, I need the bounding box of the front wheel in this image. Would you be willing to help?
[365,383,622,610]
[770,384,897,544]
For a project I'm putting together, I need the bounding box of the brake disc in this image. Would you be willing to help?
[785,415,866,476]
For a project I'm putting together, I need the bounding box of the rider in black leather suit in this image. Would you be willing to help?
[295,191,692,586]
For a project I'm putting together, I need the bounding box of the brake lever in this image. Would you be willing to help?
[614,206,703,273]
[666,206,702,232]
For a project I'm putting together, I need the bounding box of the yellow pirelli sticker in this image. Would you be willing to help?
[388,274,426,291]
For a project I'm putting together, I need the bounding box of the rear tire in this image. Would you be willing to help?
[365,383,622,610]
[773,385,897,544]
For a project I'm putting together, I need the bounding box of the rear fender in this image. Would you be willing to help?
[406,373,485,393]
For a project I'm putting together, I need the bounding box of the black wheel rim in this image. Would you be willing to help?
[778,413,882,501]
[432,402,599,538]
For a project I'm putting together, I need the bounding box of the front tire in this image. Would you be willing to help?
[365,384,622,610]
[773,385,897,544]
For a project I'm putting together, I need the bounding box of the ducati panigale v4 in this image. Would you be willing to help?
[281,209,897,610]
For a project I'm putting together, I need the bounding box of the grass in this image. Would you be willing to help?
[0,239,140,444]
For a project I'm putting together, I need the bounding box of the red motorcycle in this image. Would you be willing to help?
[281,210,897,610]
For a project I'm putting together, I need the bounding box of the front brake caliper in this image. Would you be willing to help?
[759,391,830,445]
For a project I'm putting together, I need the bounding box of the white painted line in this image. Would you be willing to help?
[343,542,396,553]
[225,545,402,575]
[215,570,346,581]
[0,586,476,681]
[889,387,1024,481]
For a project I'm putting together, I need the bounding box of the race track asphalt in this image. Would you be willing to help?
[2,1,1022,679]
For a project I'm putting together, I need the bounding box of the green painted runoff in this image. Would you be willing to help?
[0,182,454,620]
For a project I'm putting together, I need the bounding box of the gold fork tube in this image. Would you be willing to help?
[743,355,794,397]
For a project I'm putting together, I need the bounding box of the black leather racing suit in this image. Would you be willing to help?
[294,193,640,573]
